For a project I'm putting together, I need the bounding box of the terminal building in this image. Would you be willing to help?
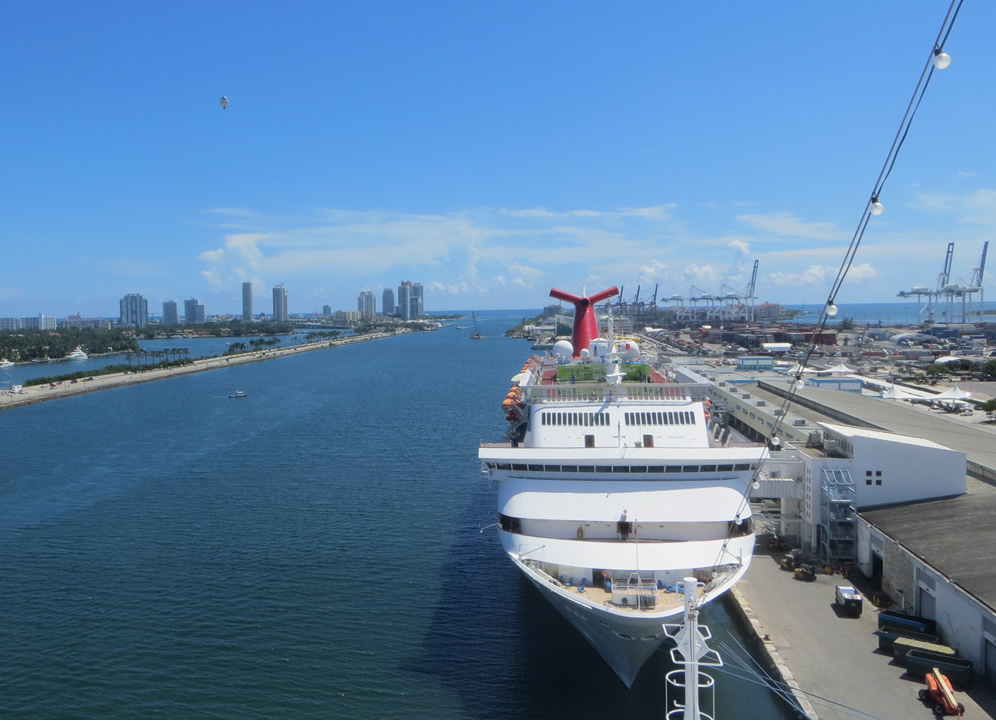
[668,358,996,684]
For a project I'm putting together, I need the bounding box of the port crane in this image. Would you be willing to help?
[898,242,988,323]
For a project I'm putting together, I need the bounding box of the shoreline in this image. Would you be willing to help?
[1,329,407,411]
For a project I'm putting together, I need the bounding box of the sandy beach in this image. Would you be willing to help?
[0,329,405,411]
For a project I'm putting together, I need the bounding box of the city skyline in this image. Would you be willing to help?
[4,3,996,316]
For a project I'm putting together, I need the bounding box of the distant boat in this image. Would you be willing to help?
[67,347,88,360]
[0,359,14,368]
[470,312,483,339]
[229,390,248,399]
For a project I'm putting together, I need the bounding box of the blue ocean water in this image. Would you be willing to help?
[0,313,792,719]
[784,300,996,327]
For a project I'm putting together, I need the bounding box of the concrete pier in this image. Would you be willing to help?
[733,547,996,720]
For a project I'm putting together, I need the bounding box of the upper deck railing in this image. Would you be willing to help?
[521,382,710,404]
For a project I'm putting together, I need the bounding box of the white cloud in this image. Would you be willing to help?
[767,265,834,287]
[736,212,844,241]
[728,239,750,255]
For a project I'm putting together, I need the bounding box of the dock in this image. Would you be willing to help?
[733,548,996,720]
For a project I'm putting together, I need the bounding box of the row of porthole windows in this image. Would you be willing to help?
[539,411,610,427]
[624,410,694,426]
[485,462,758,474]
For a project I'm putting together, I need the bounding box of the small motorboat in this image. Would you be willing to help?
[229,390,248,399]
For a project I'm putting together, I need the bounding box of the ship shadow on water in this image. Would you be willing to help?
[406,486,798,720]
[405,481,679,719]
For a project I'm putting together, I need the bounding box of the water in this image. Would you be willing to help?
[784,300,996,327]
[0,333,317,389]
[0,313,792,719]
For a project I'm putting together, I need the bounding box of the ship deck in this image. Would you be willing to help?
[552,579,698,615]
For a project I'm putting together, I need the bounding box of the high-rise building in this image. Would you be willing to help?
[411,282,424,318]
[242,282,253,321]
[398,281,412,320]
[358,291,376,320]
[120,293,149,327]
[272,284,288,322]
[382,288,395,317]
[322,305,331,317]
[397,281,423,320]
[184,298,205,324]
[163,301,179,325]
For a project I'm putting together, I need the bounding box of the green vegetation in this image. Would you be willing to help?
[134,321,294,339]
[224,337,283,355]
[840,317,856,331]
[506,314,544,337]
[0,328,139,363]
[981,398,996,421]
[25,356,194,387]
[555,363,652,383]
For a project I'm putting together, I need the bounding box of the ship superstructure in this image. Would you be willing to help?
[479,286,764,687]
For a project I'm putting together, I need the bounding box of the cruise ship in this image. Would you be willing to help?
[479,286,766,687]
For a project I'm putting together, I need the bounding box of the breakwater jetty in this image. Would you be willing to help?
[0,329,407,411]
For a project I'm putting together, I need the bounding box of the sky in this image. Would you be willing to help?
[3,1,996,318]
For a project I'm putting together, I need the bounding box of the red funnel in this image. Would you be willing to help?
[549,286,619,357]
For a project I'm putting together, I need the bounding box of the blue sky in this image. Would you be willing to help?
[3,1,995,317]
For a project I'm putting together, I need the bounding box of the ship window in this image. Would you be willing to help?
[596,465,612,473]
[643,434,654,448]
[544,465,560,472]
[717,464,734,472]
[730,517,753,537]
[689,412,696,424]
[648,466,664,473]
[700,464,717,473]
[499,514,522,534]
[681,465,700,473]
[734,464,751,471]
[578,465,595,472]
[630,466,647,473]
[624,412,631,425]
[512,464,528,471]
[666,465,682,473]
[528,464,544,472]
[561,465,578,472]
[585,435,595,448]
[613,466,628,474]
[497,463,511,470]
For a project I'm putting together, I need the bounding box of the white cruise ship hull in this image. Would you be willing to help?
[501,526,753,687]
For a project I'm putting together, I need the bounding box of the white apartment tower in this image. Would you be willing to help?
[358,291,376,320]
[242,282,253,321]
[272,284,289,322]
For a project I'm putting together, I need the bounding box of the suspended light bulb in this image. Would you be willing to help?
[933,49,952,70]
[870,196,884,215]
[826,301,839,317]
